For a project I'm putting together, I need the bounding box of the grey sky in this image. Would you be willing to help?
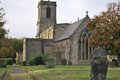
[1,0,119,38]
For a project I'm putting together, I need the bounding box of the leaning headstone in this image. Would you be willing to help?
[90,47,108,80]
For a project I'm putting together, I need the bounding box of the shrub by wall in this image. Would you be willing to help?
[5,58,13,65]
[29,54,46,65]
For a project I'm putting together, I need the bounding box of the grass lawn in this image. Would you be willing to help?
[0,65,13,72]
[21,65,120,80]
[0,65,120,80]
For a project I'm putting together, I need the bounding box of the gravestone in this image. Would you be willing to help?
[90,47,108,80]
[45,57,55,68]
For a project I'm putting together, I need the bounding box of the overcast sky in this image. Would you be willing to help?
[1,0,119,38]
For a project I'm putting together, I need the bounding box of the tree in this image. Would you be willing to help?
[0,47,11,58]
[0,38,23,58]
[88,1,120,56]
[0,1,8,58]
[0,1,6,40]
[11,38,23,52]
[0,38,13,58]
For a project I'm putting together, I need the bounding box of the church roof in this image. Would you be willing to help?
[55,16,89,41]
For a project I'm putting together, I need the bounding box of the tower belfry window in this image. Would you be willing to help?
[46,7,51,18]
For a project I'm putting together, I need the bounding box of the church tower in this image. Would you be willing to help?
[36,0,57,39]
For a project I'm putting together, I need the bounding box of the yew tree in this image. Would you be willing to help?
[88,1,120,55]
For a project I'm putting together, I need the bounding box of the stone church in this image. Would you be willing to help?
[23,0,93,65]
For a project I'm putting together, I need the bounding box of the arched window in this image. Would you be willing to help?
[46,7,51,18]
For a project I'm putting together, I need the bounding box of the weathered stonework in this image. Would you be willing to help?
[23,38,42,64]
[54,39,70,64]
[36,0,56,39]
[23,38,53,64]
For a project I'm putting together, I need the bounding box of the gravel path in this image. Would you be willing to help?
[1,65,40,80]
[0,71,7,80]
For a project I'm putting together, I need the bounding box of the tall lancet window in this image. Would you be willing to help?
[46,7,51,18]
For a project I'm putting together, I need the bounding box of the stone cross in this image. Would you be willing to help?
[90,47,108,80]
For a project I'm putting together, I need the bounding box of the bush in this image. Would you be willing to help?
[0,58,7,68]
[29,60,34,65]
[5,58,13,65]
[29,55,45,65]
[34,56,45,65]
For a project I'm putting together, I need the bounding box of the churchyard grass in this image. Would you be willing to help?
[0,65,13,72]
[0,65,120,80]
[21,65,120,80]
[0,68,5,72]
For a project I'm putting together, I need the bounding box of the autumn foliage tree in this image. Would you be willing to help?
[88,1,120,56]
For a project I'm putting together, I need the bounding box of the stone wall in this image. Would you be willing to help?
[54,39,70,64]
[23,38,53,64]
[42,39,54,54]
[23,38,42,64]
